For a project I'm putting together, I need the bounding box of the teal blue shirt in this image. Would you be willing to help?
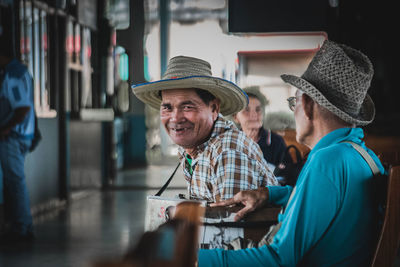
[198,128,385,267]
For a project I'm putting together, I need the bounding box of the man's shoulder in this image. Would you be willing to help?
[209,127,264,157]
[212,125,249,145]
[308,142,369,173]
[311,142,349,161]
[5,59,29,79]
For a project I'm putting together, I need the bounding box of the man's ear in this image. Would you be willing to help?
[232,113,239,123]
[210,98,221,121]
[302,94,314,120]
[210,98,220,113]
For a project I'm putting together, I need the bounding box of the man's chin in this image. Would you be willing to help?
[171,137,192,148]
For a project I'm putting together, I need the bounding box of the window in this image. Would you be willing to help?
[19,0,56,117]
[66,19,93,114]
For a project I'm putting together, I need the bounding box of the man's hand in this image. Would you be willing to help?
[210,187,269,221]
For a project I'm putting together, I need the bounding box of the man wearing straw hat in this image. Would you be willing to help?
[198,40,386,266]
[132,56,278,202]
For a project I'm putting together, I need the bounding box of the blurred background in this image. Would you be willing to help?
[0,0,399,266]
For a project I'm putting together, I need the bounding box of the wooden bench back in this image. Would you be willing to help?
[371,165,400,267]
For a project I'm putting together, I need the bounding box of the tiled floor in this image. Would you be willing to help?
[0,164,187,267]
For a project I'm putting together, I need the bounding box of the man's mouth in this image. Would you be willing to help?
[169,125,192,133]
[172,127,188,132]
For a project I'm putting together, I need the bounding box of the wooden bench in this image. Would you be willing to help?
[371,165,400,267]
[92,202,205,267]
[364,134,400,166]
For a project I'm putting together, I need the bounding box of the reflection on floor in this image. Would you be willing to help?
[0,165,187,267]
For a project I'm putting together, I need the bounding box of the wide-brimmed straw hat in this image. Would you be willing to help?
[132,56,248,116]
[281,40,375,126]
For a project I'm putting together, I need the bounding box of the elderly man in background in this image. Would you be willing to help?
[132,56,277,202]
[198,40,385,266]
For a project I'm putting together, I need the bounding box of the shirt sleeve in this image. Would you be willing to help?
[198,246,280,267]
[268,185,293,207]
[7,74,31,109]
[198,168,340,266]
[212,149,277,201]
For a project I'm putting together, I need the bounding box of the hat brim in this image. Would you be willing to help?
[281,74,375,126]
[132,76,248,116]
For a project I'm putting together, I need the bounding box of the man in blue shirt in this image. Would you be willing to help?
[0,43,35,242]
[198,40,385,266]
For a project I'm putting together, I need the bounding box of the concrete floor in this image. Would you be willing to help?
[0,164,187,267]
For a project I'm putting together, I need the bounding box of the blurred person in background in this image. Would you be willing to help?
[233,86,292,170]
[0,35,35,243]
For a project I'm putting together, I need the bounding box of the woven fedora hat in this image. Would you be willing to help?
[281,40,375,126]
[132,56,248,116]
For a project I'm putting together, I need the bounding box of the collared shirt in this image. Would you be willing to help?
[0,59,34,138]
[199,127,386,267]
[178,114,278,202]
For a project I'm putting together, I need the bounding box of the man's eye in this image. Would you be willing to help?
[183,105,194,110]
[161,105,171,111]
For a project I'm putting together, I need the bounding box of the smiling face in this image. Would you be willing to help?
[160,88,220,154]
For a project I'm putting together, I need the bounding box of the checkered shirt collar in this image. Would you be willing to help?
[178,114,234,160]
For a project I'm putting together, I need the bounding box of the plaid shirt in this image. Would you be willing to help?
[178,114,278,202]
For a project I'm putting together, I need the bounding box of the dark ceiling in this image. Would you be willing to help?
[228,0,399,135]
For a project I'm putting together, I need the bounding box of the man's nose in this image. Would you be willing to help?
[170,108,184,122]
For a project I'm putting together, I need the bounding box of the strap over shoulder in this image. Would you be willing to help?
[155,162,181,196]
[341,141,380,176]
